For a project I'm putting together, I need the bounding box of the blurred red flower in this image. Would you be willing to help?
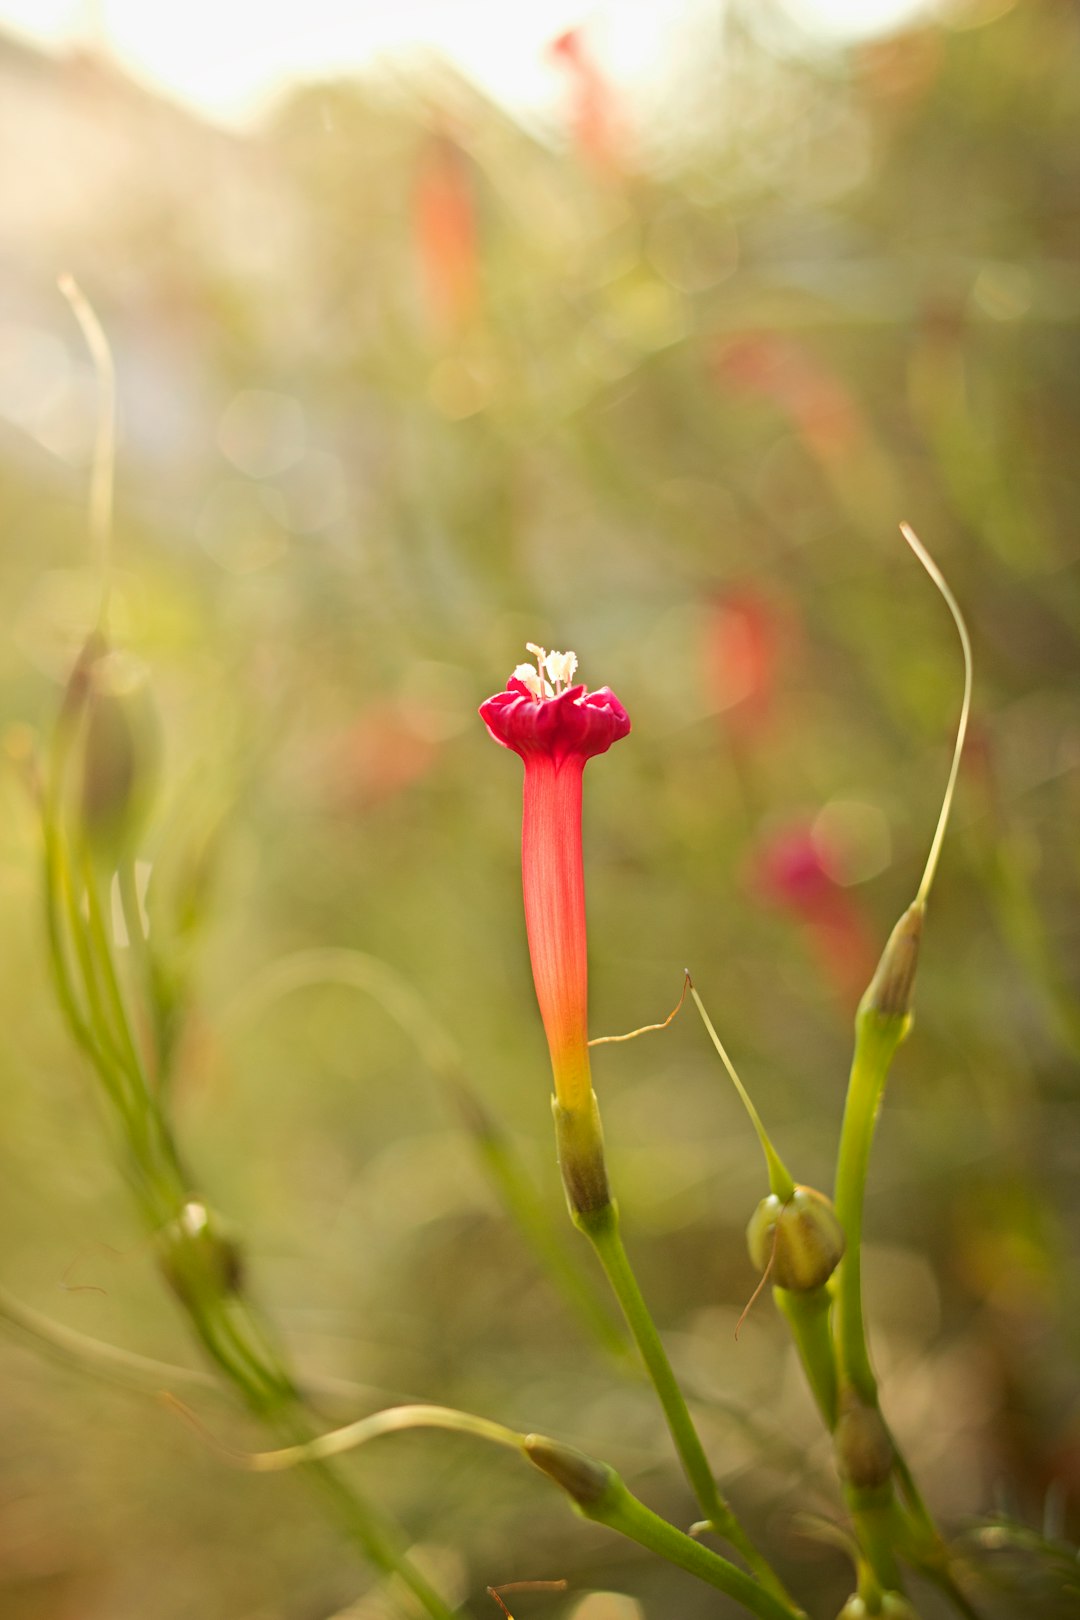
[413,132,480,334]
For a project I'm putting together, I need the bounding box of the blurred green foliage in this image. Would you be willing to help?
[1,2,1078,1616]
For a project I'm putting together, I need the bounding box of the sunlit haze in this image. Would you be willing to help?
[0,0,929,126]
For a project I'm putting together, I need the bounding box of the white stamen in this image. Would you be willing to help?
[515,643,579,698]
[512,662,548,700]
[544,650,578,690]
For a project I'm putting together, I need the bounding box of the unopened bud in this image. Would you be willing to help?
[159,1200,245,1308]
[60,629,108,723]
[74,644,161,866]
[837,1594,918,1619]
[747,1185,846,1292]
[835,1385,893,1489]
[524,1434,611,1508]
[860,901,923,1023]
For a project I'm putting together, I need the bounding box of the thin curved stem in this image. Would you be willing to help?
[215,1402,525,1472]
[0,1280,217,1395]
[898,524,972,908]
[690,983,795,1202]
[171,1393,802,1620]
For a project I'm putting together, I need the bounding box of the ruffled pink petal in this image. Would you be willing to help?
[479,681,630,768]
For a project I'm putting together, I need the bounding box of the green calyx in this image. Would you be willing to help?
[552,1090,612,1217]
[747,1185,846,1292]
[835,1384,894,1491]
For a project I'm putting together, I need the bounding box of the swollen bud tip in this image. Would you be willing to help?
[860,901,923,1023]
[524,1435,610,1507]
[68,638,161,867]
[746,1185,846,1292]
[158,1201,245,1309]
[834,1385,894,1490]
[837,1595,918,1619]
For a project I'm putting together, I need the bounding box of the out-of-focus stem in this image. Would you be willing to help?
[221,949,626,1359]
[43,864,461,1620]
[470,1111,627,1358]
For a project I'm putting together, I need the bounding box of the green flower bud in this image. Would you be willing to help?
[524,1434,611,1508]
[860,901,923,1024]
[746,1185,846,1292]
[158,1200,244,1309]
[834,1385,894,1489]
[76,646,161,866]
[837,1593,918,1619]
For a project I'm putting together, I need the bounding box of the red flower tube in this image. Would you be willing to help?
[481,648,630,1210]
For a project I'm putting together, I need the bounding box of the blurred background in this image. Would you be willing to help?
[1,1,1078,1615]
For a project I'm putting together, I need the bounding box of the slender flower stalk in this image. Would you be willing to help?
[829,527,979,1614]
[690,982,843,1426]
[481,648,800,1614]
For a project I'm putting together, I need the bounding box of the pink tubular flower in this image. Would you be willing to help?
[480,646,630,1118]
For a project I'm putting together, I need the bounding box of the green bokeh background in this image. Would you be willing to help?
[1,3,1078,1616]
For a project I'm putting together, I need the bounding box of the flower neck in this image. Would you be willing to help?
[521,755,593,1113]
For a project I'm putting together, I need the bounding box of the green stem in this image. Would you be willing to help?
[82,855,148,1089]
[44,816,178,1216]
[80,856,190,1209]
[773,1285,837,1431]
[832,1008,982,1611]
[161,1229,461,1618]
[917,1558,983,1620]
[302,1454,459,1620]
[248,1403,792,1618]
[585,1472,804,1620]
[833,1012,903,1404]
[577,1202,798,1611]
[844,1485,903,1594]
[193,1317,459,1620]
[118,857,164,1077]
[44,816,127,1107]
